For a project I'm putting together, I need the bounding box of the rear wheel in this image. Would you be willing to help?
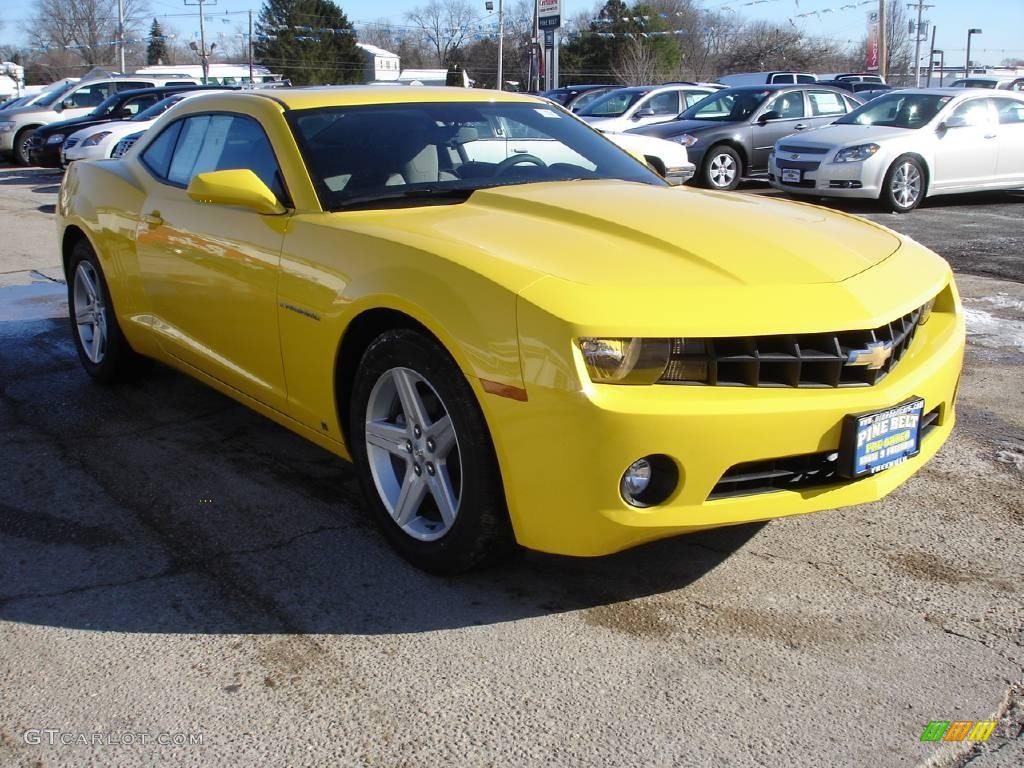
[349,329,516,573]
[67,239,140,383]
[699,145,742,191]
[881,155,925,213]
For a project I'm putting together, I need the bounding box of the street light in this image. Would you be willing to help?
[965,28,982,79]
[189,40,217,85]
[485,0,504,90]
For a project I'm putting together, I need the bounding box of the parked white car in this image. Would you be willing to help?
[769,88,1024,212]
[63,90,211,163]
[577,85,716,133]
[604,131,695,184]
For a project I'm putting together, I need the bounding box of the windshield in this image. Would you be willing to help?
[678,89,771,121]
[288,101,665,211]
[33,82,78,108]
[836,93,952,128]
[134,93,188,121]
[577,90,648,117]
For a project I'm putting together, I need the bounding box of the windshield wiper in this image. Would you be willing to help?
[334,187,474,211]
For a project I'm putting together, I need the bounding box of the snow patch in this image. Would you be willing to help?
[963,308,1024,353]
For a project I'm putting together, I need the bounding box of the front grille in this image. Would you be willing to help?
[111,135,139,158]
[778,144,830,155]
[707,405,942,499]
[658,303,926,388]
[776,159,822,172]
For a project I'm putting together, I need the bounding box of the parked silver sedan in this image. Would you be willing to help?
[769,88,1024,212]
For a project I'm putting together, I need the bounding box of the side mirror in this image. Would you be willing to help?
[758,110,782,124]
[632,108,655,120]
[940,115,968,129]
[186,169,285,215]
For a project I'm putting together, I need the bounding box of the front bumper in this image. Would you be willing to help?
[488,277,964,557]
[29,138,63,168]
[768,153,886,199]
[665,162,696,186]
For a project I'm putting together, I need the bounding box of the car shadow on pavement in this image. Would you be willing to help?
[0,168,62,186]
[0,313,766,637]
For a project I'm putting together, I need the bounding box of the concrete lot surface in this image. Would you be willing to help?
[0,166,1021,767]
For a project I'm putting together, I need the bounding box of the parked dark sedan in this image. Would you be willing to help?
[28,84,233,168]
[629,84,863,190]
[539,84,619,112]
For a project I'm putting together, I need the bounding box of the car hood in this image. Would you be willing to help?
[40,115,111,136]
[328,180,902,293]
[780,123,918,148]
[632,119,733,139]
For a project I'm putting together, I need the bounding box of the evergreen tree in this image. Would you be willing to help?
[255,0,364,85]
[147,19,169,66]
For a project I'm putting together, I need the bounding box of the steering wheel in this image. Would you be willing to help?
[495,154,548,175]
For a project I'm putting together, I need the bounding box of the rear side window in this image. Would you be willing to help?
[796,74,816,84]
[771,74,796,84]
[808,91,847,116]
[646,91,680,115]
[992,98,1024,124]
[140,120,183,178]
[115,81,154,91]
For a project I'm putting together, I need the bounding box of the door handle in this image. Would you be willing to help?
[794,123,808,131]
[984,133,998,139]
[141,210,164,227]
[511,148,529,153]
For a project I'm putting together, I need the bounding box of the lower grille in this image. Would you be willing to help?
[707,405,942,500]
[658,303,926,388]
[776,159,822,172]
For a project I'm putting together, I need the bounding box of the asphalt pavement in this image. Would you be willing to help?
[0,166,1021,767]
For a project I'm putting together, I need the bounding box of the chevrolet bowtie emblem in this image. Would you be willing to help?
[846,341,894,370]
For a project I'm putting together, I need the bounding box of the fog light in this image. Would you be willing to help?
[619,454,679,508]
[621,459,652,498]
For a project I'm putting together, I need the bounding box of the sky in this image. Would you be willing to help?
[2,0,1022,68]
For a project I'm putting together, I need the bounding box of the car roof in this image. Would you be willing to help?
[719,84,847,92]
[889,87,1023,96]
[251,86,541,111]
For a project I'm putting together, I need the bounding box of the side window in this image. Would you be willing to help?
[140,120,184,179]
[796,74,816,84]
[771,74,795,84]
[683,90,708,109]
[500,117,548,139]
[765,91,805,119]
[844,95,861,112]
[646,91,680,116]
[65,83,115,109]
[122,94,159,117]
[163,113,288,203]
[993,98,1024,125]
[950,99,993,127]
[808,90,847,117]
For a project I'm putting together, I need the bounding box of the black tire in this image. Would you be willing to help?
[881,155,925,213]
[66,238,140,384]
[349,329,516,574]
[13,128,35,166]
[699,145,742,191]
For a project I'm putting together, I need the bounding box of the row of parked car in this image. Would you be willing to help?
[539,72,1024,212]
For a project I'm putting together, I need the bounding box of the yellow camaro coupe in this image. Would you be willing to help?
[58,87,965,572]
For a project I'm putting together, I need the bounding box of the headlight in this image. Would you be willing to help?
[577,338,672,384]
[0,122,15,133]
[671,134,699,147]
[82,131,112,147]
[46,134,65,144]
[833,143,880,163]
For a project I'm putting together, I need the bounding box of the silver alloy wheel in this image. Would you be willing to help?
[73,261,108,364]
[364,367,462,542]
[17,134,33,165]
[709,152,737,187]
[891,162,922,209]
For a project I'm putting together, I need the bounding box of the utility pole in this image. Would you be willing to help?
[248,9,254,85]
[117,0,126,72]
[965,28,982,79]
[878,0,888,81]
[497,0,504,90]
[908,1,934,87]
[531,0,540,91]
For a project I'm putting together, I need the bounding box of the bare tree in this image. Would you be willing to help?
[22,0,148,74]
[406,0,478,67]
[613,37,659,85]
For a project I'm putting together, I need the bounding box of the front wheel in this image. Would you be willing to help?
[881,156,925,213]
[699,146,742,191]
[13,128,35,166]
[349,329,516,573]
